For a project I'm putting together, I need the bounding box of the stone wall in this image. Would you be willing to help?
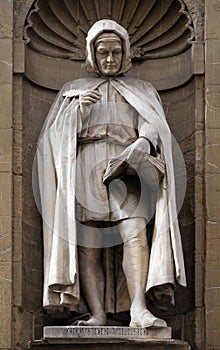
[205,1,220,349]
[0,1,13,349]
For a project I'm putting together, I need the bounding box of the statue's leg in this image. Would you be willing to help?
[76,223,106,326]
[118,218,167,328]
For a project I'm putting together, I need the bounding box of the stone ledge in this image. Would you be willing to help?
[29,338,190,350]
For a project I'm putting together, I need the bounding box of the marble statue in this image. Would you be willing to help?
[35,19,186,328]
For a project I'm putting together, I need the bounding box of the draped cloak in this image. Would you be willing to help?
[34,75,186,313]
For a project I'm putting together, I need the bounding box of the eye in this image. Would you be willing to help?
[113,49,122,55]
[97,49,108,55]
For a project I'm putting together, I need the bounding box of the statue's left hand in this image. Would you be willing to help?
[125,137,151,164]
[103,138,151,183]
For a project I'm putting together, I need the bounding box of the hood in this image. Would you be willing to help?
[85,19,132,75]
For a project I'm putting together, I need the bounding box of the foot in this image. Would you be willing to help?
[130,308,167,328]
[73,314,107,326]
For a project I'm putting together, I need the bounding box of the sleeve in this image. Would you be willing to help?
[138,115,159,150]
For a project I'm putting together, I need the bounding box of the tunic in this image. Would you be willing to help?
[75,80,159,222]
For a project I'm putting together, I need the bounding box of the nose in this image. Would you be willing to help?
[106,53,114,63]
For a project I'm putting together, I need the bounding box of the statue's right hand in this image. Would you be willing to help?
[79,90,101,115]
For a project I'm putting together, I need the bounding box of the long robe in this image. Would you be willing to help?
[34,75,186,312]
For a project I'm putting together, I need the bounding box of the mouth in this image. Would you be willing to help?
[106,65,116,70]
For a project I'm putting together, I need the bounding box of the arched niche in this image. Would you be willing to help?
[23,0,195,90]
[16,0,205,347]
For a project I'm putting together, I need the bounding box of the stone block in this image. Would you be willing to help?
[205,174,220,221]
[206,237,220,262]
[0,215,11,262]
[0,215,11,249]
[0,83,12,128]
[206,289,220,308]
[0,129,12,172]
[13,175,22,218]
[195,177,204,217]
[206,85,220,129]
[0,39,13,85]
[207,221,220,239]
[13,40,25,73]
[206,330,220,350]
[192,42,205,75]
[13,306,34,350]
[13,124,22,174]
[206,269,220,288]
[206,259,220,272]
[13,217,22,262]
[206,129,220,145]
[0,261,12,349]
[205,39,220,85]
[206,305,220,331]
[0,0,13,38]
[29,338,191,350]
[0,173,11,216]
[13,261,22,306]
[13,75,23,126]
[206,129,220,174]
[205,0,220,39]
[194,307,205,350]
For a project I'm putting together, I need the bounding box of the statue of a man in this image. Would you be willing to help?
[35,20,186,328]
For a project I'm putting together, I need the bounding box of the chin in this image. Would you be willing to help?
[103,69,119,76]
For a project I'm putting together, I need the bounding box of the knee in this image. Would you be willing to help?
[119,218,147,247]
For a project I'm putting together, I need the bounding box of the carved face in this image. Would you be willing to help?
[95,39,123,76]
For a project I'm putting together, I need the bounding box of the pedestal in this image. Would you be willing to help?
[29,326,191,350]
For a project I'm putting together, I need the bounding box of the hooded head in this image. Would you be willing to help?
[85,19,132,76]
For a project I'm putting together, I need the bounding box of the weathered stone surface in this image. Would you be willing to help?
[0,215,11,252]
[205,0,220,39]
[206,288,220,307]
[0,129,12,172]
[206,221,220,240]
[0,261,12,349]
[13,40,25,73]
[0,4,13,350]
[206,331,220,350]
[0,39,12,132]
[0,0,13,38]
[0,173,11,216]
[205,174,220,221]
[206,236,220,262]
[205,39,220,85]
[0,83,12,129]
[0,39,13,85]
[206,129,220,174]
[206,85,220,129]
[29,338,191,350]
[13,306,34,350]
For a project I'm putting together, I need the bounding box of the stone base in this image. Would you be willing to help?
[28,326,191,349]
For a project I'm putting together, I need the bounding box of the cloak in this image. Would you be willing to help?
[34,75,186,312]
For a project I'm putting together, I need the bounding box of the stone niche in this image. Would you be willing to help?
[13,0,205,349]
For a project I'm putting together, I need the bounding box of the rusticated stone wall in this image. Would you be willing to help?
[0,1,13,349]
[205,1,220,349]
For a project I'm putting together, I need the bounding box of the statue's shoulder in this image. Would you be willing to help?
[120,76,156,92]
[62,77,96,91]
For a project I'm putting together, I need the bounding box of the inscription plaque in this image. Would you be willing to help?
[43,326,172,340]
